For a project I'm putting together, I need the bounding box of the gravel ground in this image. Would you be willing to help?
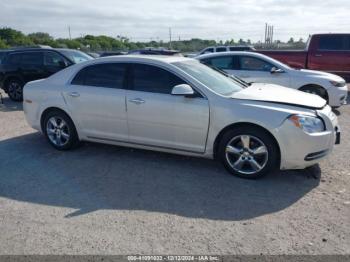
[0,90,349,255]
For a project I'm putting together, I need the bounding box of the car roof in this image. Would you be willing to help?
[312,33,350,36]
[6,48,79,53]
[90,55,192,64]
[196,51,291,70]
[197,51,260,60]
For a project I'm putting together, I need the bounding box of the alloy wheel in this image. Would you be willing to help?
[46,116,70,147]
[225,135,268,175]
[8,81,23,100]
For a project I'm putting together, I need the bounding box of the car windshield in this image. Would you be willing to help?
[59,50,93,64]
[173,60,243,96]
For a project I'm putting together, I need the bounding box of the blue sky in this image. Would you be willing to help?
[1,0,349,41]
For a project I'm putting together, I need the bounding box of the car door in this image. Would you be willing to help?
[234,55,290,87]
[43,51,70,77]
[18,51,46,83]
[64,63,129,141]
[126,63,210,153]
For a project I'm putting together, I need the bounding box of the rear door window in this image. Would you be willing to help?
[318,35,346,50]
[20,52,43,65]
[201,48,214,54]
[7,53,22,65]
[71,63,127,89]
[216,47,227,52]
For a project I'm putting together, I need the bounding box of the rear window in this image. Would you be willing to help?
[21,52,43,65]
[71,63,126,89]
[7,52,43,65]
[318,35,346,50]
[7,53,21,65]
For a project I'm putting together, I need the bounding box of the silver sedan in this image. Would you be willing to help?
[23,56,340,179]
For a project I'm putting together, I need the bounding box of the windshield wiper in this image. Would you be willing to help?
[207,65,251,88]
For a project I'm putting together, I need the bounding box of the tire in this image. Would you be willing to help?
[218,126,279,179]
[43,110,80,150]
[300,85,328,102]
[6,78,24,101]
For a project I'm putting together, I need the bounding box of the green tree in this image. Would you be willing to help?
[0,38,8,49]
[0,27,33,47]
[28,32,58,47]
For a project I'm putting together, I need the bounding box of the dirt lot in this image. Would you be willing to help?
[0,90,349,255]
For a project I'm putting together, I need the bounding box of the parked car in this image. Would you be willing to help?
[99,51,126,57]
[197,52,348,107]
[128,48,182,56]
[200,46,255,54]
[0,48,93,101]
[23,56,340,179]
[186,46,255,58]
[257,34,350,80]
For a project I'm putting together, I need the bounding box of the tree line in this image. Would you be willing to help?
[0,27,306,52]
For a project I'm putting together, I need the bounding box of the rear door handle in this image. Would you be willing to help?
[129,98,145,104]
[68,92,80,97]
[315,54,323,57]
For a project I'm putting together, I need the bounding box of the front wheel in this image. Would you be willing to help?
[218,127,279,179]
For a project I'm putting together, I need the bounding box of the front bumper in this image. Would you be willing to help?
[327,84,348,107]
[275,105,339,170]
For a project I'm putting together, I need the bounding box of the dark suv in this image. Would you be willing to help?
[0,48,93,101]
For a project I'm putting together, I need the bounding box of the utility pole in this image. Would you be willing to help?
[169,27,172,49]
[68,26,72,40]
[264,23,274,45]
[271,26,274,43]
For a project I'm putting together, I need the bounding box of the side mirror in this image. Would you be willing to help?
[171,84,195,97]
[270,67,284,74]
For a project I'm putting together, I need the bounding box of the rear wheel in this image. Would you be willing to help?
[6,78,24,101]
[43,110,80,150]
[218,127,279,179]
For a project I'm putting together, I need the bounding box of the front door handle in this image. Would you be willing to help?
[129,98,145,104]
[68,92,80,97]
[315,54,323,57]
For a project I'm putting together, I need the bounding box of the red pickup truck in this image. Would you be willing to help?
[258,34,350,80]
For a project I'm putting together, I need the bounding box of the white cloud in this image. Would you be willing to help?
[0,0,349,41]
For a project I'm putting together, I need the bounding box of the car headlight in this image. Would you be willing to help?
[330,80,346,87]
[288,115,325,133]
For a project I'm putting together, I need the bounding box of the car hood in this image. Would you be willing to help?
[232,83,326,109]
